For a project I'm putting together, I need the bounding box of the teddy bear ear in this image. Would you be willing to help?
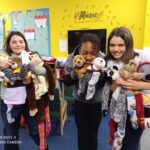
[83,56,86,63]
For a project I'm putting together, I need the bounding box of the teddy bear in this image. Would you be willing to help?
[1,56,36,123]
[1,56,35,85]
[73,55,88,78]
[119,59,145,129]
[119,59,143,80]
[2,56,24,85]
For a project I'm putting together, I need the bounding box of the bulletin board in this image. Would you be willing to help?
[0,18,4,51]
[11,8,50,56]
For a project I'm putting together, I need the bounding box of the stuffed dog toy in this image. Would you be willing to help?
[107,65,120,81]
[73,55,88,78]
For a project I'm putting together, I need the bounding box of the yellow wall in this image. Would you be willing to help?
[0,0,147,57]
[144,0,150,49]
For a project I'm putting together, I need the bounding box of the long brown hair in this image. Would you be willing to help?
[106,27,138,63]
[3,31,30,55]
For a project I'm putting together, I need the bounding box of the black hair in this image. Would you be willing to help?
[79,33,100,55]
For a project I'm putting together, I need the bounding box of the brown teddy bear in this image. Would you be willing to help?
[2,56,29,85]
[119,59,145,129]
[119,59,143,80]
[73,55,88,78]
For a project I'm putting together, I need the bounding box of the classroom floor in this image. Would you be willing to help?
[0,106,149,150]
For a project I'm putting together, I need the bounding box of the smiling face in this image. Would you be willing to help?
[9,35,26,55]
[109,36,126,60]
[106,27,135,63]
[79,41,98,63]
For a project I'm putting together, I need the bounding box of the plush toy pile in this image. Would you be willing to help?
[103,64,127,149]
[119,59,144,129]
[73,55,106,100]
[103,58,150,150]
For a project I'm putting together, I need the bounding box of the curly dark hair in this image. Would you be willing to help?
[79,33,100,55]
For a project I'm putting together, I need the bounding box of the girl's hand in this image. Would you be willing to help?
[125,79,150,90]
[0,59,12,68]
[49,95,54,101]
[116,78,150,90]
[115,77,135,90]
[115,77,131,87]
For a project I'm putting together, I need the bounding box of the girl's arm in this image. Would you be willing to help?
[115,77,150,90]
[125,79,150,90]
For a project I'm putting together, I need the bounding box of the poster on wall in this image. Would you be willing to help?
[11,8,50,56]
[35,15,47,28]
[24,29,35,40]
[0,18,4,51]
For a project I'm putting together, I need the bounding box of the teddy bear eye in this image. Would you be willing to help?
[130,63,135,66]
[113,66,118,70]
[145,75,150,80]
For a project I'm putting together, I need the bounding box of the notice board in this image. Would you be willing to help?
[11,8,50,56]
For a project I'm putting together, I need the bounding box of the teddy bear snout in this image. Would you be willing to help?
[76,60,83,67]
[77,60,81,64]
[109,70,114,76]
[11,62,18,69]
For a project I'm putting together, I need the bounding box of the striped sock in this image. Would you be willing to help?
[45,106,51,137]
[38,122,46,150]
